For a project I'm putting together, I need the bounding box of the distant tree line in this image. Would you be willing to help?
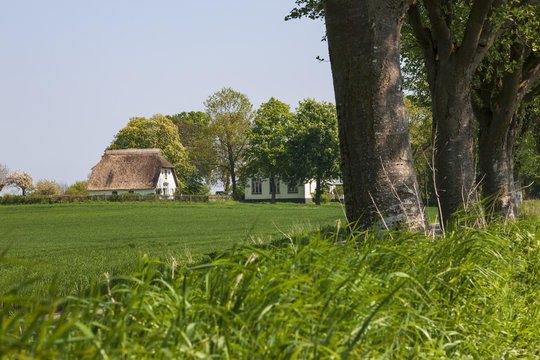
[105,88,341,204]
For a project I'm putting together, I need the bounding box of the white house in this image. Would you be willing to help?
[244,178,317,203]
[87,149,178,198]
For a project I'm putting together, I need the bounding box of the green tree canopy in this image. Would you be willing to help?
[167,111,216,192]
[109,114,192,188]
[245,98,294,203]
[285,99,340,205]
[65,181,89,196]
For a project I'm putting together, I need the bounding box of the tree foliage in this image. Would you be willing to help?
[65,181,89,196]
[109,114,192,189]
[245,98,294,203]
[6,171,34,196]
[205,88,253,197]
[35,180,63,196]
[284,99,340,205]
[167,111,216,194]
[405,97,435,206]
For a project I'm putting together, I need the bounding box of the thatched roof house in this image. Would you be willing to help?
[87,149,178,197]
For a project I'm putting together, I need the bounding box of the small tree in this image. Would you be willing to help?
[6,171,34,196]
[205,88,253,197]
[35,180,63,196]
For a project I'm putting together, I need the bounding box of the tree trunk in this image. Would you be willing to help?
[473,43,539,220]
[228,146,237,197]
[431,68,477,225]
[314,177,321,206]
[407,0,507,226]
[324,0,426,231]
[478,114,520,219]
[270,176,276,204]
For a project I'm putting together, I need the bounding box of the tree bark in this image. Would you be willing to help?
[431,68,477,224]
[227,145,237,197]
[324,0,426,231]
[407,0,505,225]
[473,44,540,219]
[477,112,520,218]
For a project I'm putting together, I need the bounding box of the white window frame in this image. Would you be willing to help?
[287,183,298,194]
[252,179,262,195]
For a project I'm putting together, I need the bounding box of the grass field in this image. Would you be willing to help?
[1,200,534,297]
[2,203,538,358]
[0,201,346,296]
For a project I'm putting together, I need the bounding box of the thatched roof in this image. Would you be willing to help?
[87,149,178,191]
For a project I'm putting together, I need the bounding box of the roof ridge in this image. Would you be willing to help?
[105,148,161,155]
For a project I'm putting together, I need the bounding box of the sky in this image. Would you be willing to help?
[0,1,334,191]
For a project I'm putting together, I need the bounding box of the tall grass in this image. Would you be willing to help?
[1,216,538,358]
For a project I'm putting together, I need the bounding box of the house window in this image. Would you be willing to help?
[252,179,262,195]
[287,183,298,194]
[270,179,280,194]
[128,190,134,194]
[165,169,168,180]
[112,191,118,195]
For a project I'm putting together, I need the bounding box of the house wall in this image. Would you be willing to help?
[244,178,315,202]
[89,189,155,196]
[156,168,176,198]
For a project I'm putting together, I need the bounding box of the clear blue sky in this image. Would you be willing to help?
[0,1,333,189]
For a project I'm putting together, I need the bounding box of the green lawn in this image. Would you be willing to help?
[0,201,345,295]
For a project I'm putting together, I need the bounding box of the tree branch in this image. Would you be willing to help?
[518,52,540,101]
[458,0,508,72]
[423,0,453,60]
[408,3,433,53]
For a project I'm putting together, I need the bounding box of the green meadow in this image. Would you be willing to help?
[0,201,345,296]
[1,201,538,358]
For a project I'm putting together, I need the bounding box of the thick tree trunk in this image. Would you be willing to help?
[478,114,519,218]
[431,69,477,225]
[473,43,539,220]
[324,0,426,231]
[407,0,507,226]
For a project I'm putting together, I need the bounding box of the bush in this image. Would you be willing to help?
[65,181,89,196]
[118,193,142,201]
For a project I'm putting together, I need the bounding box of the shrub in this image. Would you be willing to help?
[65,181,89,196]
[118,193,142,201]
